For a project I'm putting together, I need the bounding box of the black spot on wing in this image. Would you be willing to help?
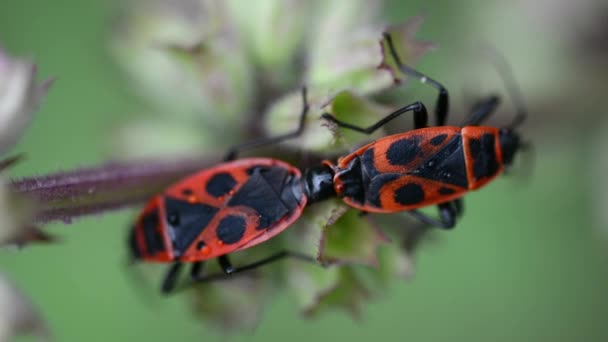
[386,137,422,166]
[367,173,401,207]
[413,135,468,188]
[196,240,206,250]
[469,133,499,180]
[394,183,425,205]
[228,166,300,230]
[141,211,165,255]
[216,215,246,244]
[206,172,237,198]
[164,197,219,254]
[438,187,455,195]
[430,134,448,146]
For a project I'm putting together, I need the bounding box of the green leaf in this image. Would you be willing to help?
[319,210,390,267]
[284,199,349,257]
[190,275,270,333]
[302,267,371,320]
[263,88,336,152]
[226,0,312,86]
[108,118,222,159]
[109,0,254,124]
[369,214,436,285]
[324,90,394,147]
[306,26,392,96]
[306,17,435,96]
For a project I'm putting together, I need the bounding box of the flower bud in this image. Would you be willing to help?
[0,49,53,154]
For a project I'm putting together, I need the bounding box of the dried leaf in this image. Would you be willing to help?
[0,47,54,154]
[0,273,52,341]
[0,177,39,246]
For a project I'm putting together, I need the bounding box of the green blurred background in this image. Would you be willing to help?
[2,0,608,341]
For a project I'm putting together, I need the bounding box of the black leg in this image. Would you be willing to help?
[383,32,450,126]
[460,95,501,126]
[189,251,322,284]
[224,87,310,161]
[407,202,458,229]
[161,262,183,294]
[453,198,464,216]
[217,254,235,274]
[190,261,205,279]
[321,101,428,134]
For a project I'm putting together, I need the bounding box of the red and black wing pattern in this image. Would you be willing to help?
[335,126,472,212]
[461,126,504,190]
[133,158,306,263]
[131,196,171,262]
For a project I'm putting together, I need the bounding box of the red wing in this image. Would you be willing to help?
[343,174,466,213]
[161,158,305,262]
[350,126,463,174]
[375,174,466,212]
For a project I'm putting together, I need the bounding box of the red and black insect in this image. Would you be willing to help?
[129,89,337,294]
[321,33,527,228]
[129,33,527,294]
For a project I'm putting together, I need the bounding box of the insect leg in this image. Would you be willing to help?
[160,262,183,294]
[460,95,501,126]
[190,261,205,279]
[383,32,449,126]
[321,101,428,134]
[407,202,458,229]
[453,198,464,216]
[224,87,310,161]
[184,251,322,285]
[218,251,319,275]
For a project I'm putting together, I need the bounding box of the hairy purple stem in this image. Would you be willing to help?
[11,157,215,224]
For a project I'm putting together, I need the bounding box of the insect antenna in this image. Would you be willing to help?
[481,46,528,129]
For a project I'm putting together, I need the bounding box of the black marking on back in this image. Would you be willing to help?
[413,135,468,188]
[386,137,422,166]
[228,166,301,230]
[430,134,448,146]
[181,188,193,196]
[206,172,237,198]
[361,148,380,178]
[438,187,455,195]
[141,211,165,255]
[164,197,219,254]
[216,215,246,244]
[367,173,401,207]
[335,157,366,205]
[394,183,425,205]
[469,133,499,180]
[245,166,259,175]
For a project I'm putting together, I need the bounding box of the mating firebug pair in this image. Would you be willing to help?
[129,33,527,294]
